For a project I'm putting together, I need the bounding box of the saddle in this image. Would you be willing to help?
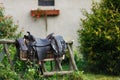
[34,38,50,47]
[16,32,66,61]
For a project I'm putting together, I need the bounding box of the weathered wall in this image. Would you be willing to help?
[1,0,98,46]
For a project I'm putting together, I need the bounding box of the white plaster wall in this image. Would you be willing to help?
[0,0,98,46]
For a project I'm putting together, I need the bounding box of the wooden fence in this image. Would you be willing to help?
[0,39,78,76]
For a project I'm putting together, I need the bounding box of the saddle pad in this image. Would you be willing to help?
[35,38,50,47]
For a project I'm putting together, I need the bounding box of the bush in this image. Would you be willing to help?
[0,5,23,79]
[78,0,120,75]
[0,6,22,39]
[0,63,21,80]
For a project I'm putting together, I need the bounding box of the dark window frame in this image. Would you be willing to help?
[38,0,55,6]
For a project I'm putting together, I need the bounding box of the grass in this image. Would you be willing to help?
[43,60,120,80]
[44,60,70,71]
[41,71,120,80]
[83,73,120,80]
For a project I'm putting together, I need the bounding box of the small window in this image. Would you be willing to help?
[38,0,54,6]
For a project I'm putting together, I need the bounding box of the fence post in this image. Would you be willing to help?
[67,41,78,71]
[4,44,14,71]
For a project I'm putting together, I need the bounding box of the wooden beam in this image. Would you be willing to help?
[66,40,73,44]
[67,44,78,71]
[43,55,65,61]
[43,71,73,77]
[0,39,15,44]
[0,39,73,44]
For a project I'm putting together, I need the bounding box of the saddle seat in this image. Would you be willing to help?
[34,38,50,47]
[33,38,51,61]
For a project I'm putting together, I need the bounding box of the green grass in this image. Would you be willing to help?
[44,60,70,71]
[44,61,120,80]
[83,73,120,80]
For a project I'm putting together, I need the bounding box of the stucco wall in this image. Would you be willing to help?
[1,0,97,46]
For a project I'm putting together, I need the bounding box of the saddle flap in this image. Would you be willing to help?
[36,46,50,61]
[54,35,66,51]
[35,38,50,47]
[51,35,66,56]
[16,38,28,60]
[16,38,28,51]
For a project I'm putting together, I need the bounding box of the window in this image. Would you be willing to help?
[38,0,54,6]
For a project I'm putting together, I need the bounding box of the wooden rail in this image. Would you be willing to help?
[0,39,15,44]
[0,39,78,76]
[43,71,74,77]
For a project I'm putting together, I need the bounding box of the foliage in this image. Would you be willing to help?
[65,71,84,80]
[0,5,23,79]
[41,71,84,80]
[0,6,22,39]
[83,73,120,80]
[78,0,120,75]
[74,49,85,71]
[0,63,21,80]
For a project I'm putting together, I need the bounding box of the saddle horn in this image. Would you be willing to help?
[27,31,30,35]
[24,31,36,42]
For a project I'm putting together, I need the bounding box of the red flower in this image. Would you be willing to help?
[31,13,35,17]
[37,15,40,18]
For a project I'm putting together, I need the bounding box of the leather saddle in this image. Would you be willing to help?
[16,32,66,61]
[16,38,51,61]
[33,38,51,61]
[34,38,50,47]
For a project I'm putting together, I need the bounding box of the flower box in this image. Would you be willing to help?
[31,9,59,18]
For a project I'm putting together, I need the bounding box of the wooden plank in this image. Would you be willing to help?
[43,55,65,61]
[0,39,15,44]
[68,41,74,70]
[67,44,78,71]
[0,39,73,44]
[43,71,73,77]
[54,58,63,71]
[66,40,73,44]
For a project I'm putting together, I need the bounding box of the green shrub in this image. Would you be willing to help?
[62,71,85,80]
[0,5,23,79]
[0,6,22,39]
[78,0,120,75]
[73,49,85,71]
[0,63,21,80]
